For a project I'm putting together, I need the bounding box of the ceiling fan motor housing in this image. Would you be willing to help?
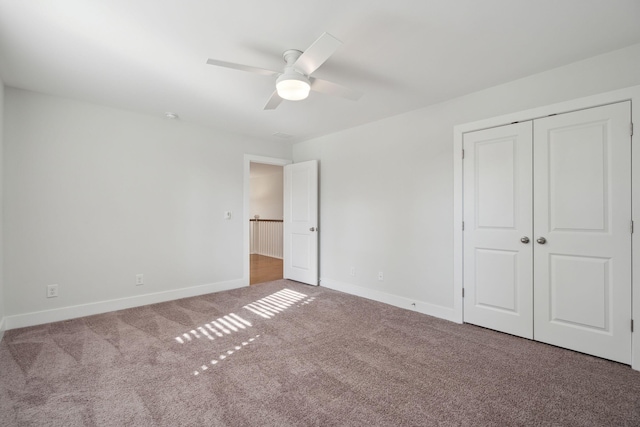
[276,50,311,101]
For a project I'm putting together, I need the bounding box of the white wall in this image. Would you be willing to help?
[293,42,640,320]
[3,88,291,327]
[250,169,283,220]
[0,77,5,340]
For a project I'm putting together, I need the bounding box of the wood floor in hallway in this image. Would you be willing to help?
[250,254,283,285]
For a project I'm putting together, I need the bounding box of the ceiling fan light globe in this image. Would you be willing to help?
[276,74,311,101]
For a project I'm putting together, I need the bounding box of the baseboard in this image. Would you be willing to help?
[5,279,246,331]
[252,252,283,260]
[0,316,5,342]
[320,278,458,323]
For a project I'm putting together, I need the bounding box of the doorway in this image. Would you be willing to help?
[249,162,284,285]
[243,155,318,287]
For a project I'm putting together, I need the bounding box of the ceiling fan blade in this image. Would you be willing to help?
[206,58,280,77]
[310,78,363,101]
[293,32,342,76]
[263,91,283,110]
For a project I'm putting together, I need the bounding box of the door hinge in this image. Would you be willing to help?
[462,221,465,231]
[632,319,634,333]
[631,122,634,136]
[632,220,634,234]
[462,149,465,159]
[462,288,465,298]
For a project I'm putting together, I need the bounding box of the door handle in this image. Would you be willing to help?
[309,227,316,232]
[536,237,547,244]
[520,236,530,244]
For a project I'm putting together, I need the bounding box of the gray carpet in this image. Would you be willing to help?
[1,279,639,426]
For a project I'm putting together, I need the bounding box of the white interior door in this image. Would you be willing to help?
[463,122,534,338]
[533,102,632,364]
[284,160,319,285]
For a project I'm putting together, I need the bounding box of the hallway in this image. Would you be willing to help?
[250,254,283,285]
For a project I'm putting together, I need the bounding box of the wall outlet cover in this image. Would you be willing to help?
[47,284,59,298]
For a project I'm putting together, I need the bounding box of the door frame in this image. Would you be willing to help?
[243,155,292,286]
[453,84,640,371]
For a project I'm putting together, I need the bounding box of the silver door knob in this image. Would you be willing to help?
[520,236,530,244]
[536,237,547,244]
[309,227,316,232]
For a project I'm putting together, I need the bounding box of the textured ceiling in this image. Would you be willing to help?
[1,0,640,143]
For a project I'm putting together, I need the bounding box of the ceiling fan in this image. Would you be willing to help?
[206,32,363,110]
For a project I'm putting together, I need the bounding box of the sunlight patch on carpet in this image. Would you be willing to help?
[188,288,315,376]
[243,288,311,319]
[174,313,252,344]
[192,334,261,376]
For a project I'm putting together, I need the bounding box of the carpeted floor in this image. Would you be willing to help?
[1,279,639,426]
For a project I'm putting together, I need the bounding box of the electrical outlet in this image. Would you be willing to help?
[136,274,144,286]
[350,267,356,277]
[47,284,59,298]
[378,272,384,281]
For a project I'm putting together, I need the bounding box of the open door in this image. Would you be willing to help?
[284,160,318,285]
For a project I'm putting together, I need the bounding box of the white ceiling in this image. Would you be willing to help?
[1,1,640,144]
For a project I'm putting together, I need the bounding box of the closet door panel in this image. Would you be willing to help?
[533,102,632,364]
[463,122,533,338]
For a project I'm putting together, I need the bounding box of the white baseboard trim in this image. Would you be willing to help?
[5,279,246,331]
[252,252,283,260]
[0,317,5,342]
[320,278,458,323]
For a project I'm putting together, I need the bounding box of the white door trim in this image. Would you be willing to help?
[453,84,640,371]
[243,155,292,285]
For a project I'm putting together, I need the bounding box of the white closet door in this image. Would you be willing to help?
[463,122,533,338]
[533,102,632,364]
